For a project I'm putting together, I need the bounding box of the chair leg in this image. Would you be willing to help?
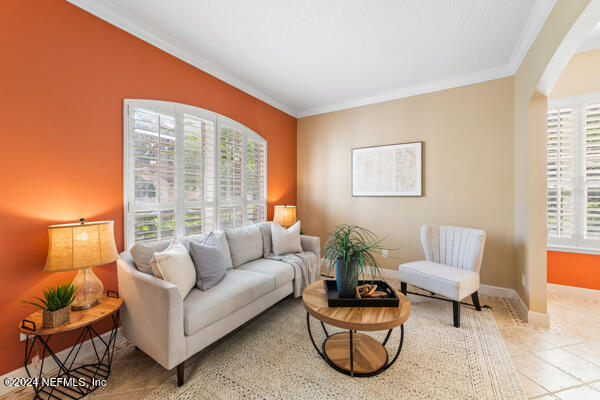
[471,291,482,311]
[453,301,460,328]
[177,362,185,387]
[400,282,407,295]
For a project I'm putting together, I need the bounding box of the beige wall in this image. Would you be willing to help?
[513,0,591,314]
[550,48,600,98]
[298,77,516,289]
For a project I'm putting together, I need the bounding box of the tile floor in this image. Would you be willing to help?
[2,282,599,399]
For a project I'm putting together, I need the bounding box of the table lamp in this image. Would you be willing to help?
[273,205,297,228]
[45,219,118,310]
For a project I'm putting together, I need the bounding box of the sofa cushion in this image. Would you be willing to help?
[271,221,302,255]
[130,239,172,275]
[183,269,275,336]
[238,258,294,288]
[150,241,197,298]
[225,225,263,267]
[397,260,479,301]
[189,241,227,290]
[257,222,272,257]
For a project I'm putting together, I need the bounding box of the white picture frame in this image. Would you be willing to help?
[352,142,422,197]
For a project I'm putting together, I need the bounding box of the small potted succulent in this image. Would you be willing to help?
[22,283,77,328]
[322,225,386,298]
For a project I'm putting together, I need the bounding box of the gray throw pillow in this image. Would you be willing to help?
[130,239,172,275]
[189,241,227,290]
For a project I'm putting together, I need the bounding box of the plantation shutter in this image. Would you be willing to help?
[546,105,576,245]
[129,105,177,243]
[125,100,268,249]
[246,138,266,224]
[182,112,216,235]
[218,124,243,229]
[583,103,600,242]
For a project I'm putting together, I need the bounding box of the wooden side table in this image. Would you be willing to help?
[303,280,410,377]
[18,292,123,400]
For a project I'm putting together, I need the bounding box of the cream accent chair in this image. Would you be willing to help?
[398,225,486,327]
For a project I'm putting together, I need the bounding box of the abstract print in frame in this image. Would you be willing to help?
[352,142,422,197]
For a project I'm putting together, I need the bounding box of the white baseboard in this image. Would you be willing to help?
[548,283,600,299]
[0,328,125,397]
[527,310,551,327]
[479,284,516,299]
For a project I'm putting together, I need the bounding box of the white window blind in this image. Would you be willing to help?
[547,94,600,253]
[124,100,267,249]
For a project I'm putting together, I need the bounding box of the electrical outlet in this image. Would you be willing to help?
[20,333,27,342]
[521,273,526,287]
[382,249,388,258]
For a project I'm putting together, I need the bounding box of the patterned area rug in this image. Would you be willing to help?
[144,295,525,400]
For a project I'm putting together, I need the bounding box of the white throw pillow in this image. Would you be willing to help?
[271,221,302,255]
[150,241,197,298]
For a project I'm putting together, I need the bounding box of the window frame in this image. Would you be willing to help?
[547,93,600,255]
[123,99,267,249]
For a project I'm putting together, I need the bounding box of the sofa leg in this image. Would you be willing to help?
[177,362,185,387]
[400,282,407,295]
[471,291,482,311]
[453,301,460,328]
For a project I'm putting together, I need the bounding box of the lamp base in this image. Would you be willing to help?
[71,268,104,311]
[71,298,99,311]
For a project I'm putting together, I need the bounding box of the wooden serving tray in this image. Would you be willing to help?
[324,280,400,307]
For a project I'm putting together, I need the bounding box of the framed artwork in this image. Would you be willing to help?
[352,142,422,197]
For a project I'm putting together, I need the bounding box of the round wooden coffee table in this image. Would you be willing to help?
[303,280,410,377]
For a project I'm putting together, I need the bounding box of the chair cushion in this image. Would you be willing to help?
[183,269,275,336]
[225,225,263,267]
[237,258,294,288]
[397,260,479,301]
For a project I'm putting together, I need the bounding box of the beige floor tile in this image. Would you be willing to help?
[554,384,600,400]
[535,348,600,383]
[512,353,581,392]
[530,396,557,400]
[518,372,550,398]
[563,340,600,367]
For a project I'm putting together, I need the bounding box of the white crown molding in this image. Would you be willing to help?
[66,0,298,117]
[578,35,600,53]
[297,0,556,118]
[506,0,557,74]
[296,64,514,117]
[68,0,555,119]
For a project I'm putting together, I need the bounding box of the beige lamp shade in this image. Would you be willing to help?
[45,220,118,272]
[273,205,297,228]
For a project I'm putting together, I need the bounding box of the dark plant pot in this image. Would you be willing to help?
[335,260,358,298]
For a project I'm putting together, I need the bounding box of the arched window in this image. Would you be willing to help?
[123,100,267,249]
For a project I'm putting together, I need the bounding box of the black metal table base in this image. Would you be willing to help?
[23,311,120,400]
[306,313,404,377]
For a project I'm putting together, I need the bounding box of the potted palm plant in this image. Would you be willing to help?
[22,283,77,328]
[322,225,386,298]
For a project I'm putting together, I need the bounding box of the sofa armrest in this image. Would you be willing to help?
[117,257,185,370]
[300,235,320,255]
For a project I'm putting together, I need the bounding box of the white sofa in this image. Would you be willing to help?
[117,223,320,386]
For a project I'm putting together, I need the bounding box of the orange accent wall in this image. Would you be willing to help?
[547,251,600,290]
[0,1,296,375]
